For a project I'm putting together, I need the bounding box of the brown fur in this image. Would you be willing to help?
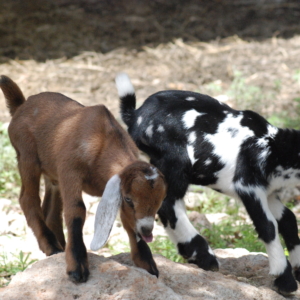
[0,75,166,282]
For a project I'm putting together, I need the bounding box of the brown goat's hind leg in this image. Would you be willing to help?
[18,159,63,256]
[60,177,89,283]
[122,215,159,277]
[42,175,66,250]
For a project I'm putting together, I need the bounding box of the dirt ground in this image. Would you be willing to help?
[0,0,300,123]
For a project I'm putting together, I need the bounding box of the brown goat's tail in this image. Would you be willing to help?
[0,75,26,116]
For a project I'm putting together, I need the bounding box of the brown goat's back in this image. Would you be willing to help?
[8,92,139,195]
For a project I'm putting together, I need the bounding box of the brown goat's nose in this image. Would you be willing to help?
[141,225,153,237]
[136,216,155,243]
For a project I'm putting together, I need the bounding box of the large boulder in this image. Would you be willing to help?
[1,248,299,300]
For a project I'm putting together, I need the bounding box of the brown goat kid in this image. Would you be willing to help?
[0,75,166,283]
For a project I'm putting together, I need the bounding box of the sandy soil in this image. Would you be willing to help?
[0,0,300,123]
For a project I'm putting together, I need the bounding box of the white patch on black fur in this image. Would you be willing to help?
[267,124,278,137]
[289,245,300,268]
[186,96,195,101]
[206,113,254,195]
[157,124,165,132]
[182,109,205,130]
[204,158,212,166]
[187,131,198,165]
[115,73,135,98]
[164,200,198,244]
[187,145,197,165]
[146,123,154,138]
[137,116,143,126]
[256,124,278,170]
[188,132,197,144]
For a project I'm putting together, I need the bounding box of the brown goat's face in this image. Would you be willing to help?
[120,162,166,243]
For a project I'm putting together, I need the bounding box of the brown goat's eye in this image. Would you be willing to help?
[124,197,134,207]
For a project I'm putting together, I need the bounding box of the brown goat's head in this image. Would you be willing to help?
[90,161,166,251]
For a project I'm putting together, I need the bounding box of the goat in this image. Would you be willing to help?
[115,72,300,295]
[0,75,166,283]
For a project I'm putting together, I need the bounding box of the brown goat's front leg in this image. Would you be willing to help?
[121,214,159,277]
[60,178,89,283]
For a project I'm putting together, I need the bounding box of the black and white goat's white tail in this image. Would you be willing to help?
[115,73,136,128]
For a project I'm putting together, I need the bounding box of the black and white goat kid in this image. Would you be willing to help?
[115,73,300,295]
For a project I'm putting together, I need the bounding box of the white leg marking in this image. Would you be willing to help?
[268,193,285,220]
[208,246,215,256]
[165,200,198,244]
[289,245,300,268]
[235,183,287,276]
[266,238,288,275]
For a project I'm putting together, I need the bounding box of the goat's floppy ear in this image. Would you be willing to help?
[90,174,121,251]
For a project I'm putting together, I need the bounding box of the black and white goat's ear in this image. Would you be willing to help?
[90,174,122,251]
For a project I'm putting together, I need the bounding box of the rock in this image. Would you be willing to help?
[188,211,212,229]
[184,192,203,209]
[2,249,298,300]
[206,213,230,224]
[215,248,272,288]
[0,198,11,211]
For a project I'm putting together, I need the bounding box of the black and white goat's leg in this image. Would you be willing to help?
[156,161,218,271]
[268,193,300,282]
[237,186,298,295]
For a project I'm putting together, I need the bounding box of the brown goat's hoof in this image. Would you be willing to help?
[147,261,159,278]
[135,239,159,278]
[68,267,90,283]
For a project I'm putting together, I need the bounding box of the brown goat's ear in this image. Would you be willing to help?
[90,174,121,251]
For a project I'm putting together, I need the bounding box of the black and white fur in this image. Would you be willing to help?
[115,73,300,295]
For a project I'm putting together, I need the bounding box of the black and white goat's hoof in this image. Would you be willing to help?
[188,253,219,272]
[177,234,219,271]
[273,264,298,295]
[294,266,300,282]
